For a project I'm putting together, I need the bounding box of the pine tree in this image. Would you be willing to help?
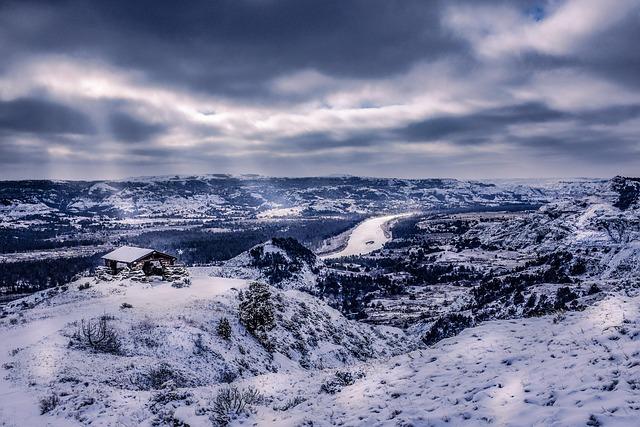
[216,317,232,340]
[238,282,275,349]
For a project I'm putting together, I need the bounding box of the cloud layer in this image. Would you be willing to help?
[0,0,639,179]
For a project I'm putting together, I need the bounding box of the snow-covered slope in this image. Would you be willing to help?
[0,268,409,426]
[0,176,602,228]
[246,290,640,426]
[466,177,640,281]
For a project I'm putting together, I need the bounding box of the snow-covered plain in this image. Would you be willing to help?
[321,213,410,259]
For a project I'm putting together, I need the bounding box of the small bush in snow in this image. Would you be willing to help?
[134,363,187,391]
[552,311,566,324]
[73,316,122,354]
[320,370,364,394]
[78,282,91,291]
[120,302,133,309]
[587,284,602,295]
[218,369,238,384]
[555,286,579,309]
[273,396,306,411]
[148,380,194,425]
[170,277,191,288]
[39,393,60,414]
[216,317,232,340]
[193,333,208,354]
[587,414,602,426]
[209,386,263,426]
[239,282,275,350]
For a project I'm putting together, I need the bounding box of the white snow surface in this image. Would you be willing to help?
[0,271,248,426]
[257,206,304,218]
[248,292,640,426]
[0,268,408,426]
[321,213,410,259]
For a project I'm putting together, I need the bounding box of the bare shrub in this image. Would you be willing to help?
[39,393,60,414]
[74,316,122,354]
[552,310,566,324]
[120,302,133,309]
[193,333,207,355]
[148,381,194,425]
[210,386,262,426]
[218,369,238,384]
[133,363,189,391]
[273,395,306,411]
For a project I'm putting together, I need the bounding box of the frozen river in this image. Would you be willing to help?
[321,213,410,259]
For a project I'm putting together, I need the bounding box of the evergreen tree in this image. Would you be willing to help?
[216,317,232,340]
[238,282,275,349]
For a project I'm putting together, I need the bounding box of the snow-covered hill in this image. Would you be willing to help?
[246,290,640,426]
[2,176,639,426]
[466,177,640,281]
[5,269,635,425]
[0,268,410,426]
[221,237,324,291]
[0,176,604,228]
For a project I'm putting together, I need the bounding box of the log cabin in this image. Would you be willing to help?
[101,246,177,275]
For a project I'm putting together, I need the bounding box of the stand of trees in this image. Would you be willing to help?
[0,255,100,295]
[318,273,404,319]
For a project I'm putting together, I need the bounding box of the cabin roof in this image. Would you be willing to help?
[101,246,175,263]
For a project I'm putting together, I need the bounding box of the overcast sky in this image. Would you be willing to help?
[1,0,639,180]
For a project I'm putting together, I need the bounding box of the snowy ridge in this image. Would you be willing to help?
[0,176,602,229]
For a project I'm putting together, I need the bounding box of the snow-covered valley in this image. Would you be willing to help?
[1,175,640,426]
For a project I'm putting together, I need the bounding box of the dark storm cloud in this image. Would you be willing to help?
[0,98,95,135]
[0,0,465,100]
[509,14,640,92]
[575,105,640,126]
[571,12,640,90]
[272,131,386,153]
[513,133,640,164]
[398,103,640,144]
[399,103,568,142]
[0,140,48,164]
[0,0,639,179]
[108,112,166,143]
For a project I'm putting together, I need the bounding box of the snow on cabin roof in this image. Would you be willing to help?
[101,246,156,263]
